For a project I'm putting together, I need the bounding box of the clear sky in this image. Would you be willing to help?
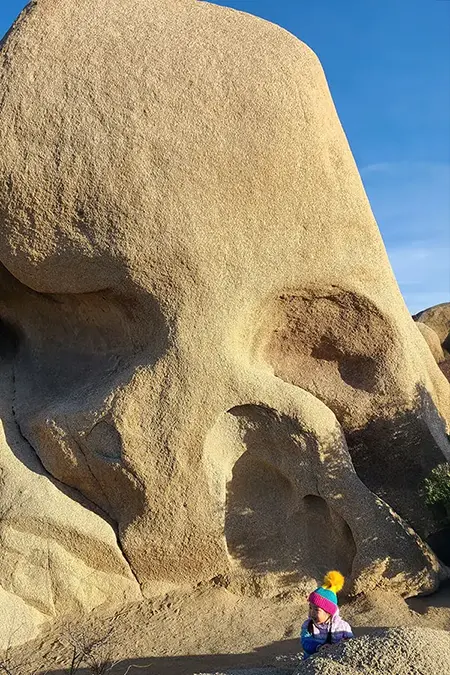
[1,1,449,314]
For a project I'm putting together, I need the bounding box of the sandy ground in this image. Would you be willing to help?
[4,581,450,674]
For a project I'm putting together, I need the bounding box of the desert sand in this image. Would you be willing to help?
[2,581,450,673]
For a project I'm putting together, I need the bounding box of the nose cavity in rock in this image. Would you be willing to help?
[205,404,357,587]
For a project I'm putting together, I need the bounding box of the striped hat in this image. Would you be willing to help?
[308,571,345,616]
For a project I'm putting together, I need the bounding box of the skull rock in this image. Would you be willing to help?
[0,0,449,642]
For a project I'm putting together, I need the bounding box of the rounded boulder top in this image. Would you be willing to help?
[0,0,386,297]
[294,627,450,674]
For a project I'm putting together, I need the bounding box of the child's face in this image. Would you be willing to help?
[309,602,331,624]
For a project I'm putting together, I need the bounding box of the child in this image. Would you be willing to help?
[301,571,353,659]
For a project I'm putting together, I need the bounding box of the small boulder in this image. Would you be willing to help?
[293,627,450,674]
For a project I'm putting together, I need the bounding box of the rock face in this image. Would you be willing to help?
[0,0,449,646]
[293,627,450,674]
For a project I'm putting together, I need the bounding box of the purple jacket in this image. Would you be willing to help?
[300,609,353,658]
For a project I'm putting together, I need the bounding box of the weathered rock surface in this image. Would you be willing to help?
[0,0,449,647]
[0,347,141,649]
[293,627,450,674]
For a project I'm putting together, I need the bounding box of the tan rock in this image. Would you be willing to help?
[414,303,450,351]
[416,322,445,363]
[0,0,449,646]
[414,304,450,382]
[0,355,141,649]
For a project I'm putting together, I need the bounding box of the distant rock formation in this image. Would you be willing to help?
[0,0,449,646]
[414,303,450,352]
[414,303,450,382]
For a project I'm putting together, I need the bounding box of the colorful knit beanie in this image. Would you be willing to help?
[308,571,345,616]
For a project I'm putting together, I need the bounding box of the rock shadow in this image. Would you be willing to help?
[345,384,450,539]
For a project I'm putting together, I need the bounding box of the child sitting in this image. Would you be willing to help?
[301,571,353,659]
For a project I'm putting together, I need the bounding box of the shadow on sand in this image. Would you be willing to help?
[43,637,300,675]
[43,627,380,675]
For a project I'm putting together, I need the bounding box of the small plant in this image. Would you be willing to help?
[60,607,128,675]
[422,463,450,526]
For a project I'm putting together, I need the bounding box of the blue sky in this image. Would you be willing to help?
[1,1,449,313]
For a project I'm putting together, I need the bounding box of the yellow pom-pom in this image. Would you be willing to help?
[323,570,345,593]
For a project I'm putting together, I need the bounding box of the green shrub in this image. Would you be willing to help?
[422,463,450,526]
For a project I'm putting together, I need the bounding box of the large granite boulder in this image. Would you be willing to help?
[0,0,449,646]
